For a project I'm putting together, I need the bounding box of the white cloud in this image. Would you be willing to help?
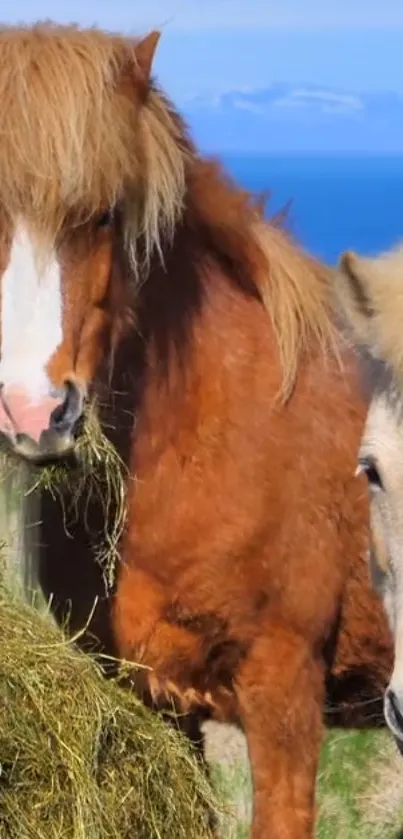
[230,98,266,115]
[185,84,369,119]
[274,89,364,115]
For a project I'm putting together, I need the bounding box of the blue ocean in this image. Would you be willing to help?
[223,154,403,265]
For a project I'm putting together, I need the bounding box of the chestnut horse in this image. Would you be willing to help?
[0,22,393,839]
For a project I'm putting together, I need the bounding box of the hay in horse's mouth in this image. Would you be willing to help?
[28,400,128,589]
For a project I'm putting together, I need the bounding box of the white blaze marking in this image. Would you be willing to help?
[0,222,62,401]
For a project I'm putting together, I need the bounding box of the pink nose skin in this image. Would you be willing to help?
[0,386,62,444]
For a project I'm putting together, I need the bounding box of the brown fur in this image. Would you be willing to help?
[0,23,394,839]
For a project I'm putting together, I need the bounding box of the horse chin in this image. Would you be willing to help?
[395,735,403,758]
[0,429,79,469]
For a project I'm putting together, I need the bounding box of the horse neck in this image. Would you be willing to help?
[102,164,337,459]
[101,217,274,476]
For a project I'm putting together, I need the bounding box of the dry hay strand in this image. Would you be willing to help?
[26,400,127,590]
[0,567,219,839]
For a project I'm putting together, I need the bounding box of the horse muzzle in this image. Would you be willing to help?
[0,379,85,466]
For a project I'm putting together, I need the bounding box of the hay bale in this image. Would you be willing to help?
[0,580,218,839]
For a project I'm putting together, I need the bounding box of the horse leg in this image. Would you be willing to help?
[235,625,324,839]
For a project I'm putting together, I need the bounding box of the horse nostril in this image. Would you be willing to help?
[49,380,84,433]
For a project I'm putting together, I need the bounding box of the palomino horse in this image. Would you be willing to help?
[336,246,403,753]
[0,22,393,839]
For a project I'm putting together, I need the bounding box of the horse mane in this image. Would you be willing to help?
[185,158,339,398]
[252,221,339,398]
[0,21,187,264]
[0,20,338,399]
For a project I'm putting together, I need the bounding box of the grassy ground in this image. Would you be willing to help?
[203,722,403,838]
[317,729,403,838]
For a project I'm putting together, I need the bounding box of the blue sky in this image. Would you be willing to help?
[5,0,403,31]
[3,1,403,99]
[3,2,403,152]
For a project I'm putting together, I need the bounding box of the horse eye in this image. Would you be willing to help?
[358,458,384,491]
[95,209,113,229]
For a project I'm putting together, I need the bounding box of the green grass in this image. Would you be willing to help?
[208,726,403,838]
[318,730,388,838]
[210,761,251,839]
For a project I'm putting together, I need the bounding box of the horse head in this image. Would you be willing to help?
[0,24,186,465]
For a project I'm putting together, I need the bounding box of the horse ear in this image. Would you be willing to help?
[135,31,161,82]
[336,250,376,348]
